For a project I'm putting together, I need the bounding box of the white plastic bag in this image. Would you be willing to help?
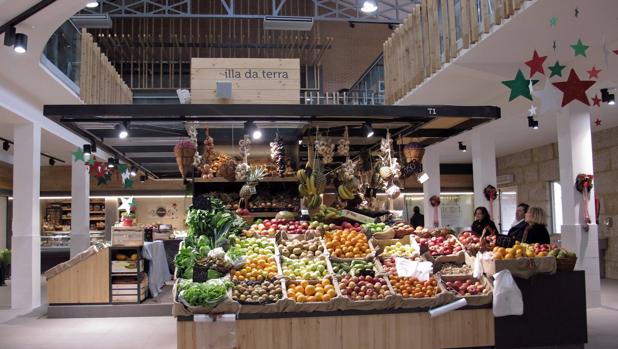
[493,269,524,317]
[394,258,433,281]
[473,252,484,279]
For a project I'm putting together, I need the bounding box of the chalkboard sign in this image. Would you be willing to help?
[192,264,209,283]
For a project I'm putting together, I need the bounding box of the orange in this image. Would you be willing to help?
[322,278,331,286]
[315,292,324,301]
[305,285,316,296]
[295,285,304,293]
[300,280,309,289]
[296,295,307,303]
[307,296,317,302]
[327,289,337,298]
[315,287,324,294]
[322,294,331,302]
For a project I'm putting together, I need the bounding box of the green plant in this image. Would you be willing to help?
[0,249,10,266]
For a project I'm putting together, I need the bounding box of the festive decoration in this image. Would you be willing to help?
[595,118,602,126]
[118,197,136,212]
[586,66,601,79]
[269,135,286,177]
[553,40,557,51]
[575,174,593,224]
[533,80,562,114]
[570,39,589,57]
[552,69,595,107]
[429,195,440,227]
[548,61,566,78]
[484,185,498,218]
[502,70,539,101]
[592,95,602,107]
[574,7,580,18]
[525,50,547,77]
[87,158,95,166]
[72,147,85,162]
[549,16,557,27]
[174,140,197,179]
[528,105,537,116]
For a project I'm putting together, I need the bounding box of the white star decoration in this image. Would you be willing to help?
[533,81,562,115]
[118,197,134,212]
[528,105,537,116]
[121,170,131,183]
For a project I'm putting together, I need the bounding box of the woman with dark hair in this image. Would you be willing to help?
[471,206,498,237]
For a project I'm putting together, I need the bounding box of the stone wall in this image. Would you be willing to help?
[497,125,618,279]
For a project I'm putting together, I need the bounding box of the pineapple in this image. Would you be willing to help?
[240,166,266,199]
[313,158,327,192]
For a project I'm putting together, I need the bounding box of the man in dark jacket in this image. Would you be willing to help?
[507,203,529,240]
[410,206,425,229]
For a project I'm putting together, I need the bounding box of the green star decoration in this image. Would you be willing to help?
[501,69,539,102]
[72,147,85,162]
[549,16,558,27]
[123,178,134,189]
[117,163,127,173]
[87,158,95,166]
[571,39,589,57]
[96,175,108,186]
[548,61,566,78]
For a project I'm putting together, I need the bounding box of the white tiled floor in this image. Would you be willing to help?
[0,277,617,348]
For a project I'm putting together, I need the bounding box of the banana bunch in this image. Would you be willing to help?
[297,169,322,209]
[315,205,340,222]
[337,185,355,201]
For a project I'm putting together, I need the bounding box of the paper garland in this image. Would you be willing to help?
[72,147,134,188]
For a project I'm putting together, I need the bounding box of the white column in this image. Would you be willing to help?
[471,128,498,220]
[423,147,441,227]
[11,123,41,310]
[70,160,90,257]
[557,104,601,308]
[0,196,7,249]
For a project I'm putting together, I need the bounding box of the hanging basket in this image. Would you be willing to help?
[175,147,196,179]
[403,143,425,163]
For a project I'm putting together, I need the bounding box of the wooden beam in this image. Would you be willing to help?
[481,0,490,33]
[461,0,471,49]
[447,0,457,59]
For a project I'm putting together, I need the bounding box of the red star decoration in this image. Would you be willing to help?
[587,66,601,79]
[89,160,102,175]
[592,94,602,107]
[552,69,595,107]
[595,119,602,126]
[614,49,618,56]
[525,50,547,77]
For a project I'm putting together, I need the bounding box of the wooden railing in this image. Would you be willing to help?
[79,29,132,104]
[384,0,527,104]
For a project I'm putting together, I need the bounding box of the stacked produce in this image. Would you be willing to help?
[297,167,323,210]
[436,263,472,276]
[231,255,278,282]
[314,206,340,222]
[331,260,377,276]
[457,231,482,255]
[286,279,337,303]
[231,236,276,256]
[391,222,415,238]
[381,242,418,258]
[426,235,462,256]
[338,275,392,301]
[362,222,388,234]
[233,281,283,304]
[282,257,329,280]
[443,279,491,296]
[323,224,371,259]
[278,238,325,259]
[491,242,555,260]
[389,276,441,299]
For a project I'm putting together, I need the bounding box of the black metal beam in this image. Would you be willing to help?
[44,104,501,122]
[0,0,57,35]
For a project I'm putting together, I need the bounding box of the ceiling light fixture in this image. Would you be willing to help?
[244,121,262,140]
[83,144,92,157]
[298,139,303,145]
[130,168,137,177]
[107,157,115,168]
[528,116,539,130]
[2,140,10,151]
[86,1,99,8]
[601,88,615,105]
[361,0,378,13]
[362,122,374,138]
[114,122,129,139]
[458,141,467,152]
[13,33,28,54]
[140,175,147,183]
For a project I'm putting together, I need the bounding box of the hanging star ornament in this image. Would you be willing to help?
[118,197,135,212]
[571,39,589,57]
[574,7,580,18]
[548,61,566,78]
[89,160,102,175]
[525,50,547,77]
[533,81,562,114]
[595,118,602,126]
[587,66,602,79]
[72,147,85,162]
[549,16,558,27]
[553,40,557,51]
[502,69,539,101]
[117,163,128,174]
[592,95,602,107]
[123,178,134,189]
[552,69,596,107]
[528,105,537,116]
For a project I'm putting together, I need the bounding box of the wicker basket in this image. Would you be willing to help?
[403,143,425,163]
[175,147,196,178]
[556,256,577,272]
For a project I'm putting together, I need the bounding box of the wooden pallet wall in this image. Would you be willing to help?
[79,29,133,104]
[383,0,527,104]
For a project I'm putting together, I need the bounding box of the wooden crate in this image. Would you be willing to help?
[112,275,148,303]
[112,226,144,247]
[111,260,143,274]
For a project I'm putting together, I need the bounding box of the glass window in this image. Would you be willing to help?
[550,181,563,234]
[498,188,518,235]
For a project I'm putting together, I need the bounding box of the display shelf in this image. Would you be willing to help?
[109,246,146,304]
[90,211,106,214]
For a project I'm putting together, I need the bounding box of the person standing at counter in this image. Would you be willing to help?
[471,206,497,237]
[410,206,425,229]
[507,203,529,239]
[521,206,551,244]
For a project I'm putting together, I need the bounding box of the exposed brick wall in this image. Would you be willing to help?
[496,125,618,279]
[318,22,391,93]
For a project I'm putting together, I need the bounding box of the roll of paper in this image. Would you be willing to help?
[428,298,467,318]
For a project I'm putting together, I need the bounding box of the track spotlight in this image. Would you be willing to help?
[362,122,374,138]
[130,168,137,177]
[107,157,115,168]
[49,158,56,166]
[349,22,356,28]
[83,144,92,157]
[601,88,615,105]
[527,116,539,130]
[91,142,97,153]
[114,122,129,139]
[13,33,27,54]
[86,1,99,8]
[244,121,261,140]
[2,140,9,151]
[458,141,467,152]
[298,139,303,145]
[361,0,378,13]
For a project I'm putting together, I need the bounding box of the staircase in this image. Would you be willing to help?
[383,0,532,104]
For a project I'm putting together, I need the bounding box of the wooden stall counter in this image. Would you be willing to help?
[177,308,495,349]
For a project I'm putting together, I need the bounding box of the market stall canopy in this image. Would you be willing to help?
[43,104,500,179]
